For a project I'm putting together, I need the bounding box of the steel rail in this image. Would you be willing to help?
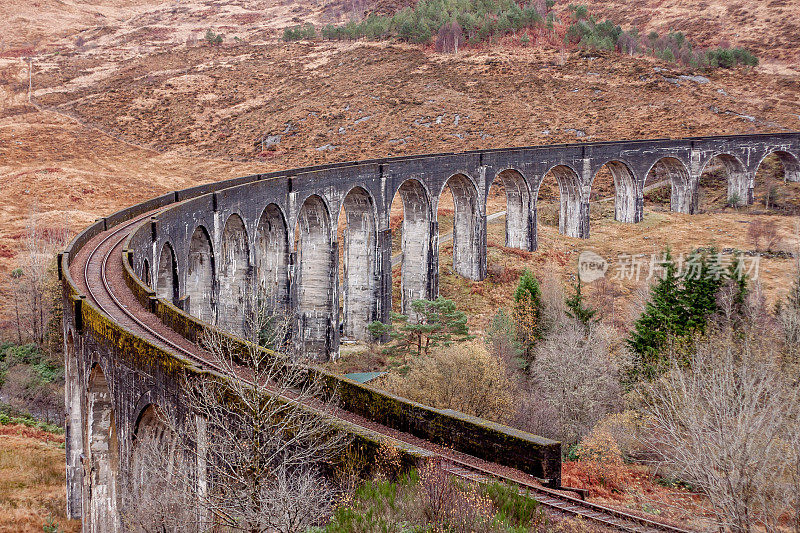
[83,214,212,368]
[441,456,695,533]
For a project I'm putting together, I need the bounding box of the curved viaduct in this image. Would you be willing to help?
[132,133,797,359]
[61,133,799,530]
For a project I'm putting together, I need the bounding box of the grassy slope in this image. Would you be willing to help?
[0,425,79,533]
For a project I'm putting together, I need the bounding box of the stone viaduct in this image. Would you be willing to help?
[61,133,799,530]
[131,133,797,359]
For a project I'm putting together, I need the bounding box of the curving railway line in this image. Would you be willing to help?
[69,206,697,533]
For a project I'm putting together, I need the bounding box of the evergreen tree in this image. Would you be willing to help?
[565,271,597,327]
[512,269,543,366]
[627,248,752,382]
[678,249,723,334]
[369,297,471,356]
[627,249,682,378]
[727,252,749,316]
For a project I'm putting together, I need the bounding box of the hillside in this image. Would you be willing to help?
[569,0,800,69]
[0,424,79,532]
[1,0,799,528]
[1,0,798,318]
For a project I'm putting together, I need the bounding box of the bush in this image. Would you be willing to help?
[435,20,464,53]
[527,321,620,446]
[747,219,783,252]
[282,23,316,41]
[204,29,223,45]
[314,0,758,69]
[320,465,550,532]
[705,46,758,68]
[380,340,515,422]
[0,402,63,434]
[483,482,545,529]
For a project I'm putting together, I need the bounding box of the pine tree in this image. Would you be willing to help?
[727,252,749,316]
[512,269,543,366]
[565,271,597,327]
[370,297,471,356]
[678,249,723,334]
[627,249,682,378]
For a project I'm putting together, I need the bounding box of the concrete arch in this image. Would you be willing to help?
[490,169,532,250]
[187,225,215,325]
[647,157,694,214]
[141,259,151,287]
[86,364,120,533]
[392,179,433,315]
[699,153,749,206]
[537,164,585,238]
[295,194,336,360]
[439,173,483,280]
[127,403,182,526]
[340,187,377,340]
[65,330,83,519]
[255,203,289,310]
[756,150,800,183]
[156,242,179,303]
[131,404,173,476]
[218,214,251,337]
[593,160,641,223]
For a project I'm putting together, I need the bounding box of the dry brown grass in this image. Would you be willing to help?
[0,427,79,533]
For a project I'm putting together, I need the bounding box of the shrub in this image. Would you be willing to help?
[705,46,758,68]
[435,20,464,53]
[527,321,620,446]
[380,340,515,422]
[747,219,782,252]
[282,23,316,41]
[483,481,545,528]
[485,308,524,372]
[314,0,758,69]
[204,29,223,45]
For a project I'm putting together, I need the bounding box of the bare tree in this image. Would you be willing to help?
[640,324,800,533]
[778,263,800,363]
[523,320,621,447]
[124,303,348,532]
[8,209,68,346]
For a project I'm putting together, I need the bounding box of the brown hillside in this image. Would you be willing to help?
[567,0,800,67]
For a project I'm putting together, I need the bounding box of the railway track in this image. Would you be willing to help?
[442,458,694,533]
[76,215,697,533]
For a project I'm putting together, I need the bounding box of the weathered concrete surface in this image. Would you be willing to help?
[294,195,337,360]
[218,214,250,337]
[186,226,215,324]
[341,187,376,341]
